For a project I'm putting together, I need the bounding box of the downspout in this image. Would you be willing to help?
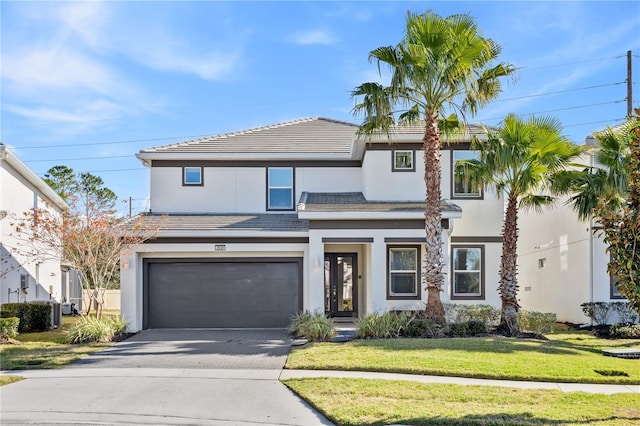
[588,150,595,326]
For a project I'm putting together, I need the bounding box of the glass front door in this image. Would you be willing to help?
[324,253,358,317]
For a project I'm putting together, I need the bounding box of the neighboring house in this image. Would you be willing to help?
[517,136,629,325]
[0,143,72,305]
[121,117,505,331]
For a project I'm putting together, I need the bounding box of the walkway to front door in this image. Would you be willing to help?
[324,253,357,318]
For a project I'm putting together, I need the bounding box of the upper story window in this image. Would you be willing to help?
[387,246,420,299]
[267,167,294,210]
[452,150,482,199]
[183,167,203,186]
[451,245,484,300]
[392,150,415,172]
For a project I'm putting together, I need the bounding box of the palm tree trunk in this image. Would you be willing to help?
[499,193,520,335]
[423,113,445,324]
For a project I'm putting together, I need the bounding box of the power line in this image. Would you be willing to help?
[16,134,218,150]
[514,54,623,72]
[493,82,625,102]
[479,100,626,123]
[25,154,132,163]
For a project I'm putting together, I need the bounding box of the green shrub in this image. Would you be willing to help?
[609,323,640,339]
[105,315,128,337]
[518,310,556,335]
[65,315,128,344]
[448,320,487,337]
[288,310,335,341]
[0,317,20,339]
[404,318,445,338]
[581,302,612,325]
[444,303,499,328]
[0,303,51,332]
[357,312,411,339]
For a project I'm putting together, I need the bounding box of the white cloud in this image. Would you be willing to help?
[290,30,337,46]
[3,47,123,98]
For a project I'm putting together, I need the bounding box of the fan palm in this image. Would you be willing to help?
[458,114,580,334]
[352,10,514,323]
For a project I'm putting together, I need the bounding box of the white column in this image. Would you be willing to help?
[120,252,140,331]
[307,231,325,313]
[370,237,387,313]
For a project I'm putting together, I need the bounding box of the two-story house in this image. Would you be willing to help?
[121,117,505,331]
[1,143,70,305]
[517,133,632,324]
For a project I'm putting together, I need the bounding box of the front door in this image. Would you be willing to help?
[324,253,358,317]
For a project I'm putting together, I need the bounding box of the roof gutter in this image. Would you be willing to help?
[0,144,67,211]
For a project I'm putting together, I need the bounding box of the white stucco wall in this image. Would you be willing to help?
[362,151,426,201]
[517,198,614,324]
[1,160,64,304]
[150,167,364,214]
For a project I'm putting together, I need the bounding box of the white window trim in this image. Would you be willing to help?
[452,246,483,298]
[183,167,203,186]
[388,246,419,298]
[452,150,482,198]
[392,150,415,172]
[267,167,294,210]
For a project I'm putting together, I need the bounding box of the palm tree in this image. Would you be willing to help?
[458,114,580,334]
[352,10,514,324]
[557,115,640,314]
[560,120,636,221]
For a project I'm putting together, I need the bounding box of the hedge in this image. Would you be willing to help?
[0,303,51,332]
[0,317,20,339]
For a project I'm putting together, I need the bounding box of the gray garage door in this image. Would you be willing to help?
[144,258,302,329]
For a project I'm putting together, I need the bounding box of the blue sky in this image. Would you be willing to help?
[2,1,639,215]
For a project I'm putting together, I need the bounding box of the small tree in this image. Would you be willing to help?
[597,109,640,315]
[11,197,158,317]
[559,109,640,316]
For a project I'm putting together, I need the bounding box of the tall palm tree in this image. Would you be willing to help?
[352,10,514,323]
[458,114,581,334]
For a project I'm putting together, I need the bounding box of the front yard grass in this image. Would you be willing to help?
[286,331,640,384]
[284,377,640,426]
[0,316,110,370]
[0,375,24,386]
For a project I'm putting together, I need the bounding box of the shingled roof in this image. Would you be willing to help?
[138,213,309,233]
[298,192,461,214]
[138,117,359,155]
[136,117,486,161]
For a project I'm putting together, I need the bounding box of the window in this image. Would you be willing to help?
[387,246,420,299]
[183,167,203,186]
[392,150,415,172]
[267,167,294,210]
[611,275,624,299]
[452,150,482,198]
[452,245,484,299]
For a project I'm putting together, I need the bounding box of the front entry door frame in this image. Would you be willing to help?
[324,253,358,318]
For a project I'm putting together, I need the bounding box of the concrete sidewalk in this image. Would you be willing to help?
[280,369,640,395]
[1,368,333,426]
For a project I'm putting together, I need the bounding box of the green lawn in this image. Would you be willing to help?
[0,375,24,386]
[286,332,640,384]
[0,316,110,370]
[284,377,640,426]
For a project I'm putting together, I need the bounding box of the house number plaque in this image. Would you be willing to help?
[214,244,226,251]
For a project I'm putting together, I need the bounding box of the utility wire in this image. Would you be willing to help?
[493,82,625,102]
[514,54,623,71]
[25,154,132,163]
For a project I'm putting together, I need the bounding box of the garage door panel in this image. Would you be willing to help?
[145,259,301,329]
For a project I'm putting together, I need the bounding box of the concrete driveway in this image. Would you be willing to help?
[1,329,333,426]
[71,329,292,369]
